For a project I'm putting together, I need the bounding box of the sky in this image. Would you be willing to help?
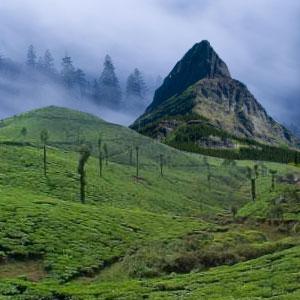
[0,0,299,125]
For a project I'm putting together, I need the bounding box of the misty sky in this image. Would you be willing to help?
[0,0,299,125]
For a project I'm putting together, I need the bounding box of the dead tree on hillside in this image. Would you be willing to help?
[98,135,103,177]
[21,127,27,145]
[136,146,139,178]
[129,146,133,165]
[247,166,256,201]
[160,154,164,177]
[78,144,91,203]
[270,169,278,191]
[251,178,256,201]
[103,143,108,166]
[40,129,49,176]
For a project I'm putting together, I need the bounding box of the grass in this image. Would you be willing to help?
[0,106,299,299]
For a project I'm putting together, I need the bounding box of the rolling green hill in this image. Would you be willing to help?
[0,105,203,166]
[0,106,299,299]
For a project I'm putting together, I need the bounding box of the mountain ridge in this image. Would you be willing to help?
[147,40,231,112]
[132,40,299,148]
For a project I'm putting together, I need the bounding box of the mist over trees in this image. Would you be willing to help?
[96,55,122,108]
[125,68,147,111]
[0,44,160,121]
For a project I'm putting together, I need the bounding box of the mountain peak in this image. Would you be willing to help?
[147,40,230,111]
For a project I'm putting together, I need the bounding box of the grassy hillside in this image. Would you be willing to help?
[0,106,204,166]
[0,106,299,299]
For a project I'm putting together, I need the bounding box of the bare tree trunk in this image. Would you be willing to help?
[43,144,47,176]
[80,171,86,203]
[251,178,256,201]
[136,146,139,178]
[99,151,103,177]
[160,154,163,177]
[129,147,133,165]
[271,175,275,191]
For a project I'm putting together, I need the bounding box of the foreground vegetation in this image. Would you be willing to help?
[0,106,299,299]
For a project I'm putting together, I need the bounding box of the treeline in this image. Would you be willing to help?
[163,122,299,164]
[169,141,300,165]
[0,45,160,110]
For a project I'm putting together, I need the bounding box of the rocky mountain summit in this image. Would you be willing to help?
[132,40,298,148]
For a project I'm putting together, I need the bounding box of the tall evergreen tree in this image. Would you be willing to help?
[26,45,37,68]
[98,55,122,107]
[61,55,75,88]
[126,68,147,99]
[36,56,44,71]
[43,50,55,73]
[74,68,87,96]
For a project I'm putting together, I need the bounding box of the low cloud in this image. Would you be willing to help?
[0,0,299,124]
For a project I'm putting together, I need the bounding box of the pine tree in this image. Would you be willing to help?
[43,50,55,73]
[98,55,122,107]
[126,68,147,99]
[36,56,44,71]
[74,68,87,96]
[26,45,37,68]
[61,55,75,88]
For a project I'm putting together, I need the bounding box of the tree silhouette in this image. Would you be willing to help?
[295,152,299,166]
[136,146,139,178]
[126,68,146,99]
[103,143,108,166]
[230,206,238,219]
[40,129,49,176]
[43,50,55,74]
[270,169,278,191]
[98,55,122,107]
[160,154,164,176]
[77,144,91,203]
[98,135,103,177]
[254,164,259,178]
[21,127,27,144]
[61,55,75,88]
[251,178,256,201]
[26,45,37,68]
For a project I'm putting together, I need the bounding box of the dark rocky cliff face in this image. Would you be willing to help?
[132,40,299,147]
[147,40,230,112]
